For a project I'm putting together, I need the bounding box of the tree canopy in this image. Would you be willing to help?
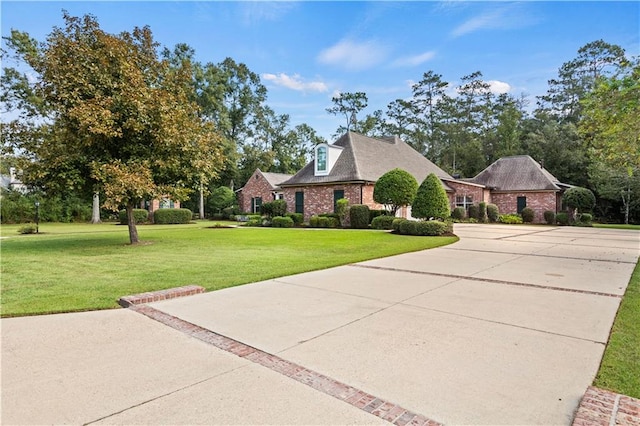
[373,168,418,215]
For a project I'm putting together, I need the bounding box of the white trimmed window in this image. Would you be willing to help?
[455,195,473,210]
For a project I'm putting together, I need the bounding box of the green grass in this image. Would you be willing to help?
[593,259,640,398]
[0,221,457,317]
[594,223,640,231]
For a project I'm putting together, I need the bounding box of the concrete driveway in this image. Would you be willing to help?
[2,224,639,425]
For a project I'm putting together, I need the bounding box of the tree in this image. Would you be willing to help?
[563,187,596,221]
[207,186,236,215]
[412,173,450,220]
[4,13,223,244]
[326,92,368,136]
[373,168,418,215]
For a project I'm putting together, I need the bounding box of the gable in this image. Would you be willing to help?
[470,156,565,192]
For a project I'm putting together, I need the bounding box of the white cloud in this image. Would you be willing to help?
[317,39,389,71]
[262,73,328,93]
[487,80,512,94]
[451,4,538,38]
[239,2,297,25]
[392,51,436,68]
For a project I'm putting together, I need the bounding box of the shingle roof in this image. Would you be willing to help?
[469,155,568,191]
[260,171,294,189]
[280,132,452,187]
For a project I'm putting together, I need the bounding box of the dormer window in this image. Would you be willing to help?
[314,143,343,176]
[316,146,327,173]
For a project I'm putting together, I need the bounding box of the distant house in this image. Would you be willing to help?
[239,133,574,223]
[237,169,294,214]
[0,168,28,193]
[467,155,572,223]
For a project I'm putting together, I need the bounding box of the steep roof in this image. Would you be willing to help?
[260,171,294,189]
[469,155,569,191]
[281,132,452,187]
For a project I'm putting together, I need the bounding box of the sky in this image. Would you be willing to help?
[2,1,639,141]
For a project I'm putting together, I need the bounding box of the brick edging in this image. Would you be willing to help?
[118,285,205,308]
[573,386,640,426]
[121,292,441,426]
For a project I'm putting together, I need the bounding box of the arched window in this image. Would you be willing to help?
[316,146,327,172]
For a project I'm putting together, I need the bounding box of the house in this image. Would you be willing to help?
[276,132,482,220]
[467,155,572,223]
[237,169,294,214]
[0,167,28,193]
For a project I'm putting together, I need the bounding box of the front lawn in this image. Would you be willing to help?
[0,222,457,317]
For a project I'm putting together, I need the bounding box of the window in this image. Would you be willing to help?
[517,196,527,213]
[455,195,473,210]
[316,146,327,172]
[274,192,284,200]
[251,197,262,214]
[295,192,304,214]
[333,190,344,213]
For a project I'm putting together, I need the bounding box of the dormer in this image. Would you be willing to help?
[314,143,343,176]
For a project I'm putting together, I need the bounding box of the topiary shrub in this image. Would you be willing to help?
[563,187,596,214]
[272,216,294,228]
[416,220,449,236]
[317,216,331,228]
[499,214,523,224]
[119,209,149,225]
[487,204,499,223]
[520,207,535,223]
[579,213,593,223]
[412,173,450,220]
[392,218,407,233]
[371,215,395,230]
[369,209,389,224]
[349,204,370,229]
[451,207,466,221]
[399,220,418,235]
[556,212,569,225]
[478,202,488,223]
[309,215,320,227]
[373,168,419,216]
[468,204,479,220]
[544,210,556,225]
[336,198,350,227]
[153,208,192,224]
[286,213,303,225]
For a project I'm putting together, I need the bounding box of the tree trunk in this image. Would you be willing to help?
[91,192,101,224]
[199,183,205,220]
[126,202,140,244]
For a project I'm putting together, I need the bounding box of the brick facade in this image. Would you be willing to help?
[491,191,558,223]
[444,181,489,210]
[238,170,280,213]
[283,184,364,222]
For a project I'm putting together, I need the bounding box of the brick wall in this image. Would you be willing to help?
[490,191,558,223]
[445,181,488,209]
[238,170,277,213]
[283,184,365,222]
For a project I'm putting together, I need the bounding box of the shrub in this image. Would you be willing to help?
[486,204,499,223]
[336,198,350,227]
[412,173,450,220]
[468,204,479,220]
[207,186,236,215]
[221,206,240,220]
[416,220,449,236]
[286,213,304,225]
[261,200,287,218]
[119,209,149,225]
[520,207,535,223]
[349,204,370,229]
[451,207,466,221]
[579,213,593,223]
[563,187,596,213]
[272,216,294,228]
[371,215,395,230]
[392,218,407,232]
[18,224,37,234]
[245,219,262,227]
[544,210,556,225]
[399,220,418,235]
[499,214,523,224]
[309,215,320,227]
[373,168,418,215]
[556,212,569,225]
[369,209,390,224]
[153,208,192,224]
[478,202,488,223]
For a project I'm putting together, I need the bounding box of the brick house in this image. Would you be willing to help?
[466,155,572,223]
[237,169,293,213]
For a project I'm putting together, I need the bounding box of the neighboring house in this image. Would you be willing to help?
[467,155,572,223]
[0,168,28,193]
[237,169,294,214]
[277,132,482,220]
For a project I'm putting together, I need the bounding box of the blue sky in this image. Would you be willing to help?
[2,1,639,141]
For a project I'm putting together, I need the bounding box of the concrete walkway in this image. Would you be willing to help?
[2,224,639,425]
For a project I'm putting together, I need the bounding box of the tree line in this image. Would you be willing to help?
[1,13,638,245]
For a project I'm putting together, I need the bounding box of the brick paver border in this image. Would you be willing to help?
[120,288,441,426]
[573,386,640,426]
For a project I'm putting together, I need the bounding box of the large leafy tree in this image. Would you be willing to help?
[373,168,418,215]
[4,13,223,243]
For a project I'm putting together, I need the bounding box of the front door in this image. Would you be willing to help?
[517,196,527,214]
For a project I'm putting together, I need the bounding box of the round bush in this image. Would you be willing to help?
[468,204,479,220]
[556,212,569,225]
[371,215,395,230]
[373,168,418,215]
[579,213,593,223]
[309,215,320,227]
[349,204,370,229]
[486,204,499,223]
[119,209,149,225]
[451,207,466,221]
[392,218,407,232]
[286,213,303,225]
[399,220,418,235]
[521,207,535,223]
[563,187,596,213]
[153,208,192,224]
[272,216,294,228]
[416,220,449,236]
[544,210,556,225]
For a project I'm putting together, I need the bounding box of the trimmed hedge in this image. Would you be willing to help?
[556,212,569,225]
[579,213,593,223]
[468,204,479,220]
[392,218,406,233]
[309,215,338,228]
[272,216,294,228]
[544,210,556,225]
[398,219,450,236]
[451,207,466,221]
[499,214,523,224]
[350,204,370,229]
[261,200,287,218]
[153,208,192,224]
[521,207,535,223]
[286,213,304,225]
[369,209,389,224]
[119,209,149,225]
[371,215,395,230]
[487,204,499,223]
